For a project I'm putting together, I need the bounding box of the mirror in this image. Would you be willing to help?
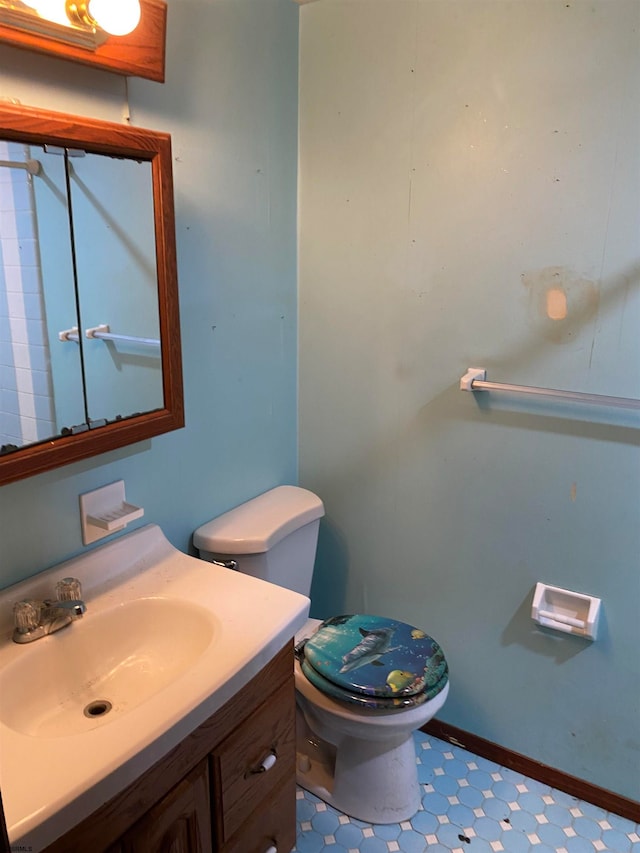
[0,102,183,485]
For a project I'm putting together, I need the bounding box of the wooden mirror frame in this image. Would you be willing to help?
[0,102,183,486]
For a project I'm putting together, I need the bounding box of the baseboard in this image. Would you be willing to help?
[422,719,640,824]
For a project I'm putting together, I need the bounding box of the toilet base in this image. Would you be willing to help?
[296,705,421,824]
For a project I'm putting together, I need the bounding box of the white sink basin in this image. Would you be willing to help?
[0,524,309,852]
[1,597,215,738]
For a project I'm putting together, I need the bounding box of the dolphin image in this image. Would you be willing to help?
[339,626,397,673]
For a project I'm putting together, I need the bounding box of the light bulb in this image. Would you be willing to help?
[86,0,141,36]
[31,0,70,25]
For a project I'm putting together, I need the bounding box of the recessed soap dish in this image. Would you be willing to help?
[80,480,144,545]
[86,502,144,531]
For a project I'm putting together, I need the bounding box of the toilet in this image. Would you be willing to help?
[193,485,449,824]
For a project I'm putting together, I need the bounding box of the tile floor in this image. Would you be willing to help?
[293,731,640,853]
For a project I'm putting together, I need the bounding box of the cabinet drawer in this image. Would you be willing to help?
[214,678,295,842]
[220,775,296,853]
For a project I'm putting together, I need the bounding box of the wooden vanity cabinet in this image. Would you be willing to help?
[120,760,212,853]
[42,643,296,853]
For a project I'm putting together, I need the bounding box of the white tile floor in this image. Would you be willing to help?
[293,732,640,853]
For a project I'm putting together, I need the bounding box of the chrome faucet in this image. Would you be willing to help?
[12,577,86,644]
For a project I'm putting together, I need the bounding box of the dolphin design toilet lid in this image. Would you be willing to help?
[301,614,448,706]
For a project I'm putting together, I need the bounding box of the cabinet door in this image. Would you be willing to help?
[122,760,212,853]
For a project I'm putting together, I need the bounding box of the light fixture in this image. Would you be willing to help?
[0,0,165,82]
[0,0,141,50]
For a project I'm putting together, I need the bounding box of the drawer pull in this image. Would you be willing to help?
[247,749,277,776]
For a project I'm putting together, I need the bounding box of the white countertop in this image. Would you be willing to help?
[0,524,309,852]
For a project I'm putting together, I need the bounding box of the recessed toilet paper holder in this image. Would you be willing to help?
[531,582,601,640]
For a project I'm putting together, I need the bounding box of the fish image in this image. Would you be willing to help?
[339,626,397,673]
[386,669,416,693]
[411,628,427,639]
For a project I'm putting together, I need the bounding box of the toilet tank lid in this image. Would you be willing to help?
[193,486,325,555]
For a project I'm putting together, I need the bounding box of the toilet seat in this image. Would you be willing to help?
[300,658,429,709]
[296,614,448,712]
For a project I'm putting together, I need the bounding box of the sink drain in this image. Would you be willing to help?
[84,699,113,719]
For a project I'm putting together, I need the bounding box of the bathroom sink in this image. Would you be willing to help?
[0,524,310,852]
[0,597,215,738]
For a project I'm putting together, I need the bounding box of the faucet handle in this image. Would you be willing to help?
[13,600,42,633]
[55,577,83,602]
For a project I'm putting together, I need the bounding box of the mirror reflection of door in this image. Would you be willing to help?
[0,142,164,452]
[0,141,84,451]
[69,153,163,425]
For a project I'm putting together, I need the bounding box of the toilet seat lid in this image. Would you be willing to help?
[302,614,448,701]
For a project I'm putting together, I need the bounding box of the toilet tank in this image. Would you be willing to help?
[193,486,325,596]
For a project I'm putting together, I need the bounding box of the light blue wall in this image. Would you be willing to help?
[1,0,638,809]
[298,0,640,801]
[0,0,300,587]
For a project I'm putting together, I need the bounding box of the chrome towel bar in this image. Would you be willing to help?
[460,368,640,411]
